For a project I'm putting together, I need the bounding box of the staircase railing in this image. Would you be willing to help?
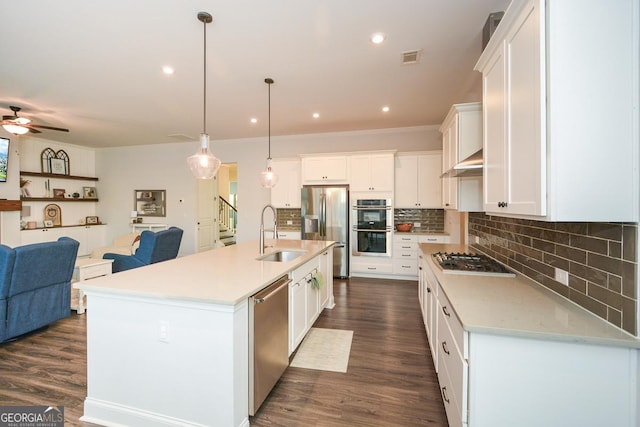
[219,196,237,233]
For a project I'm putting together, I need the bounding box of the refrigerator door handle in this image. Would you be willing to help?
[320,192,327,238]
[334,242,346,248]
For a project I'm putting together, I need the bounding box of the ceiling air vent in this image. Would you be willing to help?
[401,49,421,65]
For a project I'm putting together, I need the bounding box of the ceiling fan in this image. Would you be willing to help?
[1,106,69,135]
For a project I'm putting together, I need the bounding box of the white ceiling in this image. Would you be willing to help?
[0,0,510,148]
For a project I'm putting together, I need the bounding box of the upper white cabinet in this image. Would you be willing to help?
[301,155,348,184]
[270,158,301,208]
[439,103,483,212]
[475,0,639,221]
[349,152,394,193]
[395,152,442,208]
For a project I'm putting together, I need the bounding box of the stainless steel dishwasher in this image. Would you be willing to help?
[249,274,290,415]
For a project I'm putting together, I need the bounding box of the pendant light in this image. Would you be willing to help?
[259,78,278,188]
[187,11,221,179]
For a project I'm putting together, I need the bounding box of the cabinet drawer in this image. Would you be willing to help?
[419,235,449,244]
[351,260,393,274]
[394,234,418,243]
[278,231,301,240]
[438,289,466,357]
[75,263,112,281]
[392,259,418,275]
[394,242,418,252]
[393,248,417,259]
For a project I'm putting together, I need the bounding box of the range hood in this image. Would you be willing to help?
[441,149,483,178]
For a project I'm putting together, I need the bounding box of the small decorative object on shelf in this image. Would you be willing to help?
[44,203,62,226]
[53,188,66,199]
[86,216,99,225]
[83,186,97,199]
[20,178,30,197]
[41,148,70,175]
[44,220,54,228]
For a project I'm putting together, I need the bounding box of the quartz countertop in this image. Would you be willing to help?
[419,243,640,349]
[76,239,334,306]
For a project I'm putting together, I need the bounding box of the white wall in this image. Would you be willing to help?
[97,125,441,255]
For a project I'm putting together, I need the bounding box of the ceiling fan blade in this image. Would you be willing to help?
[29,124,69,132]
[27,127,42,134]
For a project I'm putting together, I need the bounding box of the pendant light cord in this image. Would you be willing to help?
[203,17,207,135]
[265,78,274,160]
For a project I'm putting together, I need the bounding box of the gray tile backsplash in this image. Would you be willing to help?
[394,209,445,232]
[468,213,638,335]
[276,208,301,229]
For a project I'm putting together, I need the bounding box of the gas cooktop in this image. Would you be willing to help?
[432,252,516,277]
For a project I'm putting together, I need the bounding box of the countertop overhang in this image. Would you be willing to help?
[76,239,334,306]
[420,243,640,349]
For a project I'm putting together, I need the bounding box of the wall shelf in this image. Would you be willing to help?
[20,171,99,181]
[0,200,22,211]
[21,197,98,202]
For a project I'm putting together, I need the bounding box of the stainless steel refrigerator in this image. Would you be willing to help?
[301,185,349,278]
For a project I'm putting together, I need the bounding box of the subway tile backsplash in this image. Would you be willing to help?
[276,208,301,229]
[394,209,445,232]
[468,213,638,335]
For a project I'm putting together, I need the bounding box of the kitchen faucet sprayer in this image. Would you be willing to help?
[259,204,278,254]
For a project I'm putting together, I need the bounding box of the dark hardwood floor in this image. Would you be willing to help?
[251,277,447,426]
[0,277,447,426]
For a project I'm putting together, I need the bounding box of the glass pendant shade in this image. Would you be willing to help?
[187,133,221,179]
[260,158,279,188]
[2,124,29,135]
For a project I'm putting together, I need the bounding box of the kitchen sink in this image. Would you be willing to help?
[258,250,306,262]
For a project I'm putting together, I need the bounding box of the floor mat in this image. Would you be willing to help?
[290,327,354,373]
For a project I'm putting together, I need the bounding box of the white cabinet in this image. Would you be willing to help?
[475,0,639,221]
[288,253,333,355]
[301,155,348,184]
[395,152,442,208]
[270,159,301,208]
[349,153,394,193]
[392,234,418,277]
[439,103,483,212]
[21,224,107,257]
[350,256,393,276]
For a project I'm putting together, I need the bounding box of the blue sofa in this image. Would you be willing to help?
[0,237,79,343]
[104,226,183,273]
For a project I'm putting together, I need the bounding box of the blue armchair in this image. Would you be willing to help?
[0,237,79,343]
[104,227,183,273]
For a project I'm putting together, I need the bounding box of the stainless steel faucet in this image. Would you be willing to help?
[259,204,278,254]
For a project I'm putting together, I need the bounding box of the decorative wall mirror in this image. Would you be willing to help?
[134,190,166,217]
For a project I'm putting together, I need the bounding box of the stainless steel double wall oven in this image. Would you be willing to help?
[351,198,392,257]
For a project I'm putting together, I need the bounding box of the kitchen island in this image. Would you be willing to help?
[419,243,640,427]
[76,239,335,427]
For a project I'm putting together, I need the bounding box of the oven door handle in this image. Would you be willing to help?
[352,206,392,210]
[353,228,392,232]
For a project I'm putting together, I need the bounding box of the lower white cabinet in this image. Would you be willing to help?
[421,253,639,427]
[350,256,393,276]
[288,252,334,355]
[392,234,418,277]
[21,224,107,257]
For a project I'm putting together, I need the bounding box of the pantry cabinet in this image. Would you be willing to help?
[475,0,639,221]
[395,152,442,208]
[349,153,394,193]
[270,158,301,208]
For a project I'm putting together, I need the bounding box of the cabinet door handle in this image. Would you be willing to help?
[401,254,412,257]
[441,386,450,404]
[442,341,450,355]
[367,267,377,270]
[442,306,451,317]
[426,287,431,293]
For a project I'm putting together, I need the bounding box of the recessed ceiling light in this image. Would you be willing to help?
[312,113,320,119]
[382,106,390,113]
[250,118,258,124]
[162,66,175,75]
[370,32,386,44]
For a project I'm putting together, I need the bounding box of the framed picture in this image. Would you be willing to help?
[43,220,54,228]
[85,216,99,225]
[53,188,66,198]
[50,158,66,175]
[83,187,97,199]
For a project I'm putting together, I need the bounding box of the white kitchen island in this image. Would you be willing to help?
[75,239,335,427]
